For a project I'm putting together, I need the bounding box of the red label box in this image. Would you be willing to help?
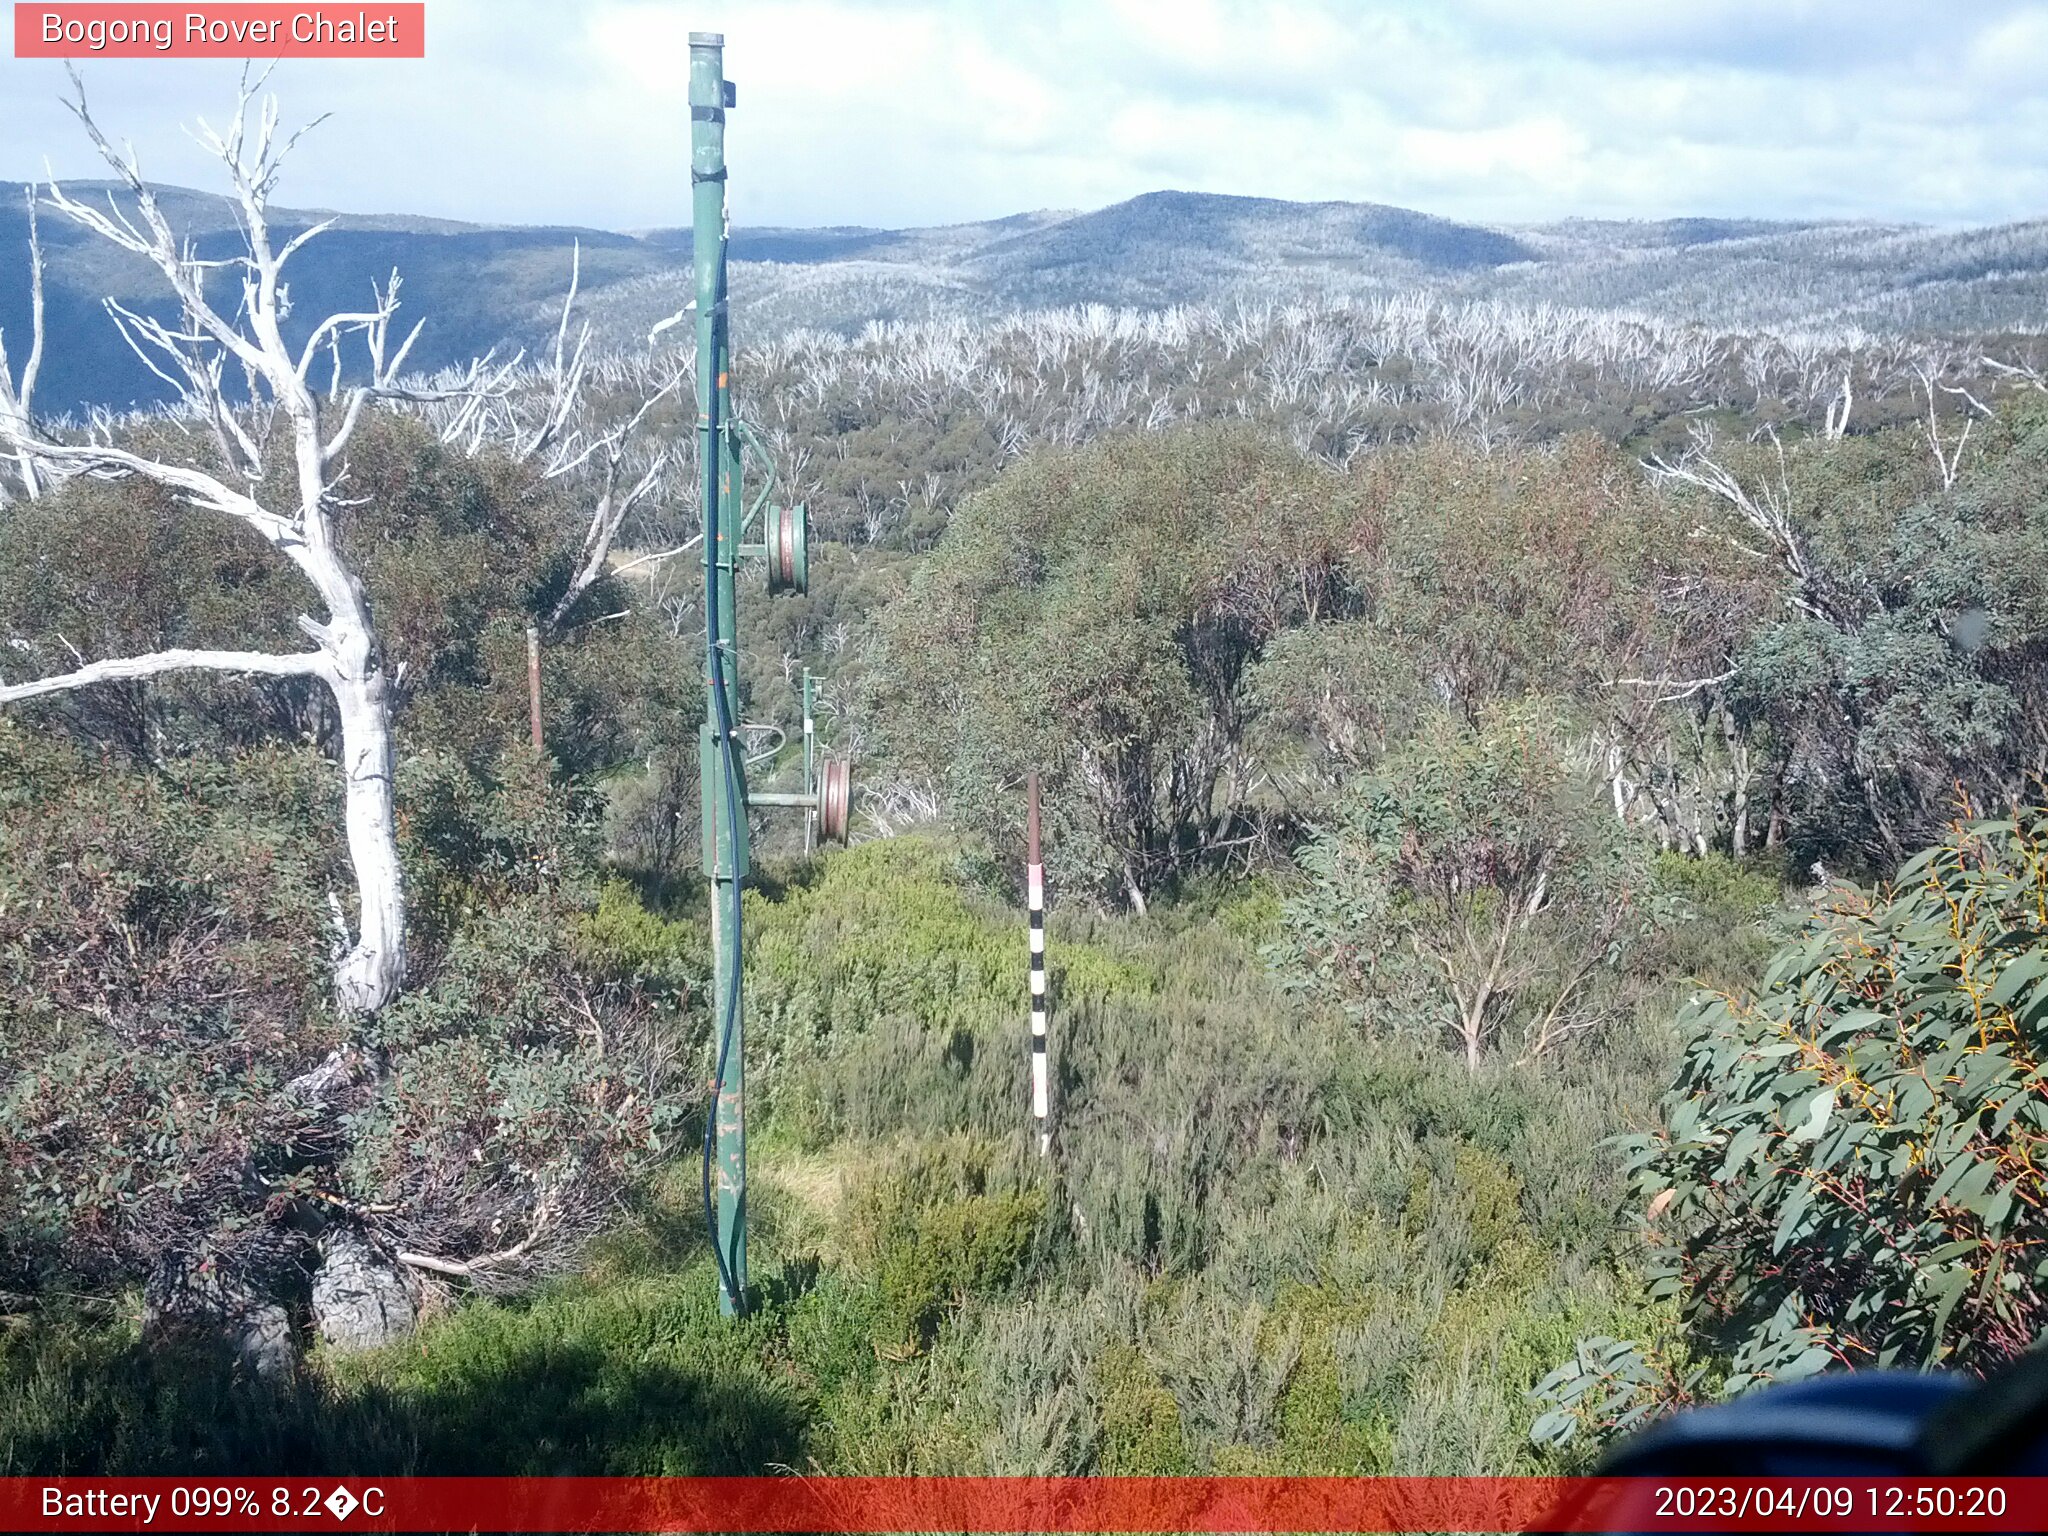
[13,4,425,58]
[5,1476,2048,1533]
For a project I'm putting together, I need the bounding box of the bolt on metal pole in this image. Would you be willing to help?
[691,30,747,1318]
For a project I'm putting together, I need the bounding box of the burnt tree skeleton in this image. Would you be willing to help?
[0,76,706,1355]
[0,71,432,1014]
[0,74,681,1006]
[0,187,46,502]
[413,240,690,632]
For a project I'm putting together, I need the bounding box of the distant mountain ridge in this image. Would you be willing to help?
[4,184,2045,414]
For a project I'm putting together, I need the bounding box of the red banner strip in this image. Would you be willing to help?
[13,5,425,59]
[2,1476,2045,1533]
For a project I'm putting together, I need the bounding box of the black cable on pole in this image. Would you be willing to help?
[700,511,747,1316]
[693,259,746,1311]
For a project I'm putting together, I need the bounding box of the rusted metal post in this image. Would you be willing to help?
[803,669,817,856]
[1027,771,1050,1156]
[525,624,543,752]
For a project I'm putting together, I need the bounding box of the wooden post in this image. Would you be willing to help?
[803,669,817,856]
[525,624,544,752]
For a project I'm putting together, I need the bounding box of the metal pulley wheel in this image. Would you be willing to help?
[817,758,852,845]
[765,501,809,595]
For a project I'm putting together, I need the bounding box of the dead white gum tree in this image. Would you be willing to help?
[0,188,46,503]
[438,243,688,634]
[0,71,459,1014]
[411,241,687,746]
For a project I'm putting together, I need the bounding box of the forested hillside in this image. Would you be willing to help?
[10,111,2048,1481]
[13,179,2048,414]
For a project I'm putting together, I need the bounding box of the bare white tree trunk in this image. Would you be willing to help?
[1915,363,1983,492]
[0,72,451,1015]
[0,187,45,503]
[1645,423,1832,623]
[331,658,405,1012]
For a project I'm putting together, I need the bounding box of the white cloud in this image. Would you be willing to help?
[1396,121,1587,191]
[0,0,2043,230]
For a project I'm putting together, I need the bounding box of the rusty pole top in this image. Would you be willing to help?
[1027,771,1042,868]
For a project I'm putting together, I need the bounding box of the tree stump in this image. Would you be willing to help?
[310,1224,416,1352]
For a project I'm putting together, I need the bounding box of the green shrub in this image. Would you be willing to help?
[574,878,710,996]
[0,724,693,1302]
[848,1136,1048,1356]
[0,728,339,1291]
[0,1268,806,1476]
[1644,850,1788,991]
[874,427,1356,905]
[1537,804,2048,1450]
[742,836,1156,1144]
[1275,701,1660,1068]
[1402,1144,1528,1272]
[1639,807,2048,1383]
[3,826,1675,1478]
[1095,1343,1192,1473]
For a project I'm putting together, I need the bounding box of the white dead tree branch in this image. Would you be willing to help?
[1983,356,2048,393]
[0,71,431,1014]
[609,534,703,579]
[1607,665,1740,705]
[0,186,46,502]
[540,374,680,632]
[1645,422,1830,622]
[411,244,685,636]
[1822,371,1852,440]
[0,647,329,702]
[1915,364,1975,492]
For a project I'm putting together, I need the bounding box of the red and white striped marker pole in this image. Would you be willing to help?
[1027,771,1050,1156]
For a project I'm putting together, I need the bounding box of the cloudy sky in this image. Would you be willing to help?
[3,0,2046,232]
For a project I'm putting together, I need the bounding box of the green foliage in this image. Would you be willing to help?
[742,836,1154,1144]
[848,1136,1049,1357]
[0,398,710,1307]
[1643,851,1789,991]
[876,426,1355,904]
[1276,702,1660,1066]
[573,878,710,997]
[1634,805,2048,1384]
[0,724,340,1289]
[1363,434,1753,716]
[1243,619,1427,785]
[0,723,694,1299]
[872,425,1768,905]
[0,410,692,785]
[1094,1342,1193,1473]
[1528,1333,1696,1456]
[1539,803,2048,1455]
[1651,849,1782,919]
[733,836,1679,1471]
[1701,406,2048,870]
[1271,1332,1384,1474]
[0,1274,804,1476]
[5,404,1844,1480]
[1408,1144,1528,1261]
[2,823,1687,1476]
